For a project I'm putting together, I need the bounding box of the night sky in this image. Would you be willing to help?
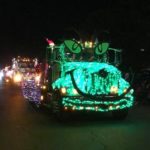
[0,0,150,68]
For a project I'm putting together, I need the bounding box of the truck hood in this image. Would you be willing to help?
[53,62,130,96]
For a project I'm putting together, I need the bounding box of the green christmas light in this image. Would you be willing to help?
[51,40,134,112]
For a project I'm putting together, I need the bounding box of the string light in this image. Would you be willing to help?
[22,80,41,105]
[51,40,134,112]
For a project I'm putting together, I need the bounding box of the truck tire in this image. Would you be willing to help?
[52,90,69,121]
[112,109,128,120]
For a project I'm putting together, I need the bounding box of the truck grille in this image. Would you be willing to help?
[78,71,120,95]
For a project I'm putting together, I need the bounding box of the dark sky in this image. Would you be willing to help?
[0,0,150,68]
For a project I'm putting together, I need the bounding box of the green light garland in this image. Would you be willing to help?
[51,41,134,112]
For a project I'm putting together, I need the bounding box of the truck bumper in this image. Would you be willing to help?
[62,91,134,112]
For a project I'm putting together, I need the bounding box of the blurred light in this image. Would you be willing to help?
[109,105,113,110]
[110,86,118,94]
[140,48,145,52]
[41,85,46,90]
[40,95,44,101]
[0,71,4,80]
[123,88,127,93]
[35,75,41,83]
[6,70,13,78]
[64,106,68,110]
[72,106,76,110]
[61,87,66,94]
[6,79,10,83]
[116,105,120,109]
[13,73,22,83]
[73,89,78,95]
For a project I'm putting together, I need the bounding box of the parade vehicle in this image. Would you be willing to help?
[12,57,42,103]
[3,66,12,83]
[11,56,40,84]
[39,39,134,120]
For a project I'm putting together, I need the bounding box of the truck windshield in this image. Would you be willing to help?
[19,62,34,68]
[65,48,95,62]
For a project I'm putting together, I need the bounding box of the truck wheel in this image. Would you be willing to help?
[52,91,69,121]
[112,109,128,120]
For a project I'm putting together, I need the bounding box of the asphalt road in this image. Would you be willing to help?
[0,81,150,150]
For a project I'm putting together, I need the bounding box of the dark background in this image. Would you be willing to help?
[0,0,150,69]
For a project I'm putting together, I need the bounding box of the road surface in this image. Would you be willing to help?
[0,81,150,150]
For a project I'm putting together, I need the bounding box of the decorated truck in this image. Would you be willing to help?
[11,56,40,84]
[40,39,134,120]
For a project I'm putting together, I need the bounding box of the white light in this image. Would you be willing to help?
[6,79,10,82]
[95,106,98,111]
[6,70,13,78]
[64,107,68,110]
[0,71,4,80]
[110,86,118,94]
[35,75,41,83]
[109,106,113,110]
[116,105,120,109]
[61,88,66,94]
[72,106,76,110]
[130,89,134,94]
[73,89,78,95]
[140,48,145,52]
[40,95,44,101]
[80,106,84,110]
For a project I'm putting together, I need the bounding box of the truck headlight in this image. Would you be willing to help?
[61,87,67,95]
[35,75,41,83]
[13,74,22,83]
[41,85,47,90]
[60,88,79,96]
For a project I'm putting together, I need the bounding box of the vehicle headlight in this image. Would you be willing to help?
[13,74,22,83]
[110,86,118,94]
[41,85,47,90]
[61,87,67,95]
[6,79,10,82]
[35,75,41,83]
[61,88,79,96]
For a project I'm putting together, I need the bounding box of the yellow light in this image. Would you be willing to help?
[85,41,93,48]
[42,85,46,89]
[61,88,66,94]
[123,88,127,93]
[89,42,93,48]
[13,73,22,83]
[110,86,118,94]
